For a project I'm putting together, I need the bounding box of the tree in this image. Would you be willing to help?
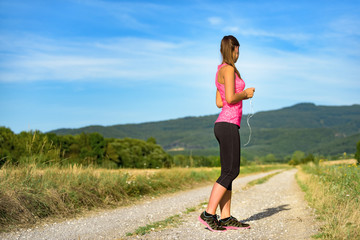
[88,132,106,163]
[146,137,157,144]
[106,138,172,168]
[0,127,19,165]
[355,140,360,165]
[264,153,276,163]
[173,155,187,167]
[302,153,314,164]
[105,141,119,164]
[241,156,248,166]
[288,150,305,165]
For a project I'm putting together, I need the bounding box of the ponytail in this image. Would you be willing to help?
[220,35,241,78]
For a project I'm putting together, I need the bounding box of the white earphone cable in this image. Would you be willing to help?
[243,98,254,147]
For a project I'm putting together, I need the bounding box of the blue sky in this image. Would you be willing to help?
[1,0,359,133]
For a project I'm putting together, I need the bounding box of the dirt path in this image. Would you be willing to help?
[137,169,320,240]
[1,169,319,240]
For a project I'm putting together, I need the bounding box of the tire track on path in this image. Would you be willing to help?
[1,170,283,240]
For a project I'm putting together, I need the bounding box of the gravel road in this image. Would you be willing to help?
[1,169,319,240]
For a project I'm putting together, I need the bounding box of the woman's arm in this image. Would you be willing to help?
[216,89,223,108]
[223,65,255,104]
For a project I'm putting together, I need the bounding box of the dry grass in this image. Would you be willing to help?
[0,165,221,232]
[320,159,357,166]
[296,163,360,239]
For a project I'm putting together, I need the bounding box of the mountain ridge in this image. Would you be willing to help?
[50,103,360,159]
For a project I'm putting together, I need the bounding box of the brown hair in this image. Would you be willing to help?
[220,35,241,78]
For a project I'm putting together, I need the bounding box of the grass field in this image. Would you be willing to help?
[296,160,359,239]
[0,163,290,232]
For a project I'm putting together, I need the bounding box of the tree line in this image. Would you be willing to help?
[0,127,172,168]
[1,126,358,168]
[0,127,223,168]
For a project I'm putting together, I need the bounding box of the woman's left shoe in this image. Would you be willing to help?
[219,216,251,230]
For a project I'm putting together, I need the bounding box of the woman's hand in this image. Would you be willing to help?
[243,87,255,99]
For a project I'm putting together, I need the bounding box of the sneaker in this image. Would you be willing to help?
[219,216,251,230]
[198,211,227,232]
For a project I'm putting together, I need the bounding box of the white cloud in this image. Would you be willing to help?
[1,31,359,108]
[222,26,312,43]
[224,26,240,33]
[238,45,360,106]
[80,0,169,32]
[0,34,217,84]
[329,15,360,36]
[208,17,223,25]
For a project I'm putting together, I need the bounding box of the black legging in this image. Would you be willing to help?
[214,122,240,191]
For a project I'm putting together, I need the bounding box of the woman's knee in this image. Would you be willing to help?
[230,168,240,180]
[233,169,240,180]
[222,168,239,181]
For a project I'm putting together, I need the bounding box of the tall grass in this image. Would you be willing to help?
[0,165,216,231]
[296,161,360,239]
[0,163,289,232]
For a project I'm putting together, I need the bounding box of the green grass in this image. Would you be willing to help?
[126,214,182,236]
[242,171,282,190]
[302,162,359,204]
[126,200,207,236]
[297,161,360,239]
[240,164,292,175]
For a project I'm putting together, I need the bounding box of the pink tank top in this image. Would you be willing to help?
[215,63,245,127]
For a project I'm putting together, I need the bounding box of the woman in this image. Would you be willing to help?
[198,35,255,232]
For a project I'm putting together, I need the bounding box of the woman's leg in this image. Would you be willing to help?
[219,190,232,219]
[214,123,240,191]
[207,122,240,216]
[205,182,227,215]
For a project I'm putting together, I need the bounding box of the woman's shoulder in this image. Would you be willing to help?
[219,64,235,73]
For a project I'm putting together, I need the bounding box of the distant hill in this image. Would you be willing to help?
[50,103,360,160]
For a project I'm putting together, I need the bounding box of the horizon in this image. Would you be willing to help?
[6,101,356,134]
[1,0,359,133]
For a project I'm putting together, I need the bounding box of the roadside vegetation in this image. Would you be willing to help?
[1,127,358,235]
[296,160,360,239]
[0,165,212,231]
[0,162,289,232]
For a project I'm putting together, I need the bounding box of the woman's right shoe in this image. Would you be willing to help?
[198,211,227,232]
[219,216,251,230]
